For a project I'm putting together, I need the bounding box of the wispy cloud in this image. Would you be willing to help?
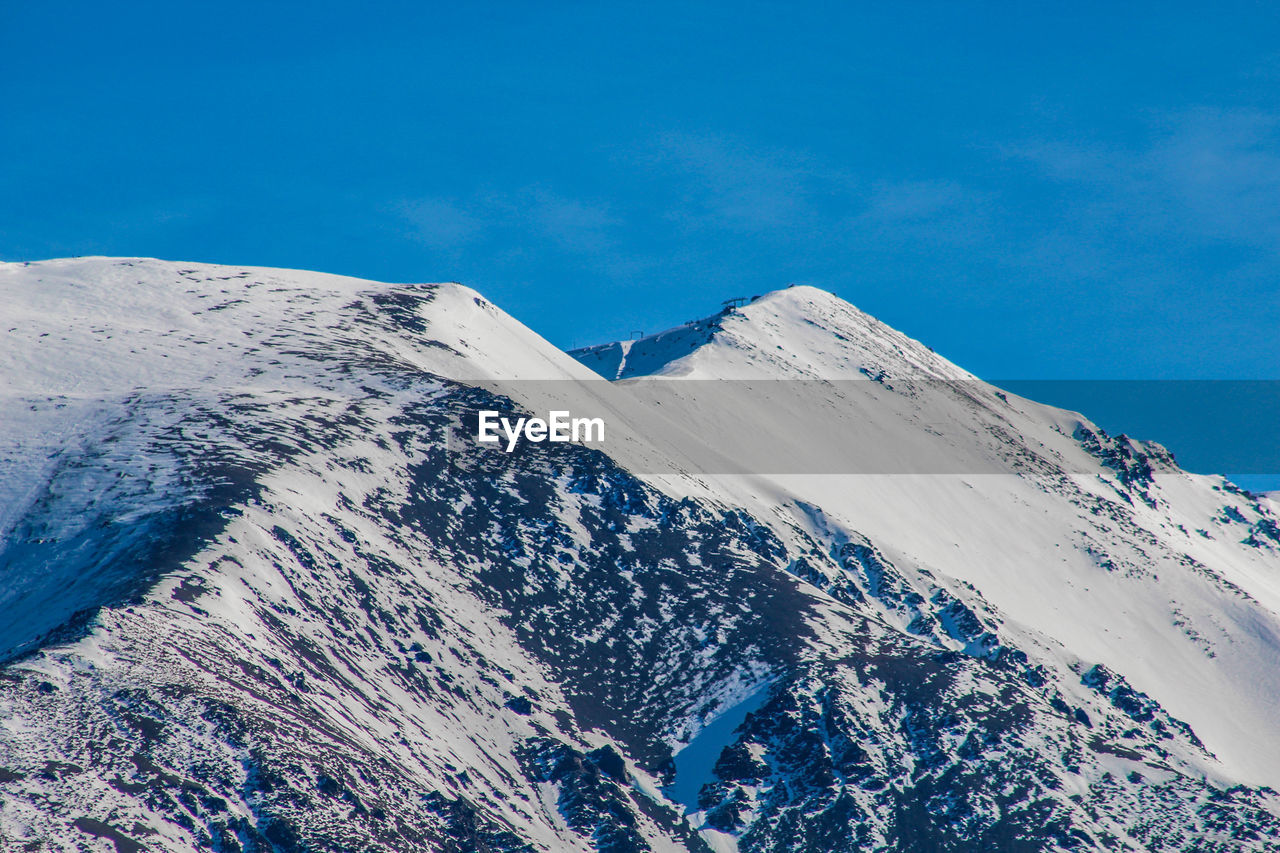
[394,187,619,258]
[397,198,482,250]
[849,179,994,250]
[511,186,620,254]
[393,133,1000,298]
[860,180,970,222]
[1007,107,1280,250]
[642,132,997,258]
[1148,108,1280,244]
[646,132,852,233]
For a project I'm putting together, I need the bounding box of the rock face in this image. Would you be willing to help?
[2,259,1280,851]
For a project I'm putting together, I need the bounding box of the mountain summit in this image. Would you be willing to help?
[3,259,1280,852]
[570,285,973,380]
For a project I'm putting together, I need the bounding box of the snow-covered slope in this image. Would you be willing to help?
[571,286,975,381]
[0,258,598,664]
[574,286,1280,792]
[2,259,732,852]
[2,261,1280,851]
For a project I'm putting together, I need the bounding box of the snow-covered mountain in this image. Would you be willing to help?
[3,259,1280,852]
[574,287,1280,787]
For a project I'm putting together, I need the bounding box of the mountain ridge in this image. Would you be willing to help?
[573,281,1280,790]
[569,285,976,382]
[2,258,1280,851]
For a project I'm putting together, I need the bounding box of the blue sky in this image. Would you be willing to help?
[4,1,1280,386]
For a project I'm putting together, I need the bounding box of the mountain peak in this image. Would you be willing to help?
[570,284,973,380]
[8,260,1280,851]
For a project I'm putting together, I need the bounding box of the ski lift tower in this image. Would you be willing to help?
[721,297,748,310]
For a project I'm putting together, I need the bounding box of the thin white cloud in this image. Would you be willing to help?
[647,132,847,232]
[395,188,619,257]
[397,198,482,250]
[859,180,970,223]
[1006,107,1280,250]
[645,133,995,256]
[513,186,620,254]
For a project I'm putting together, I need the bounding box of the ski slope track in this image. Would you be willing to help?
[1,259,1280,851]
